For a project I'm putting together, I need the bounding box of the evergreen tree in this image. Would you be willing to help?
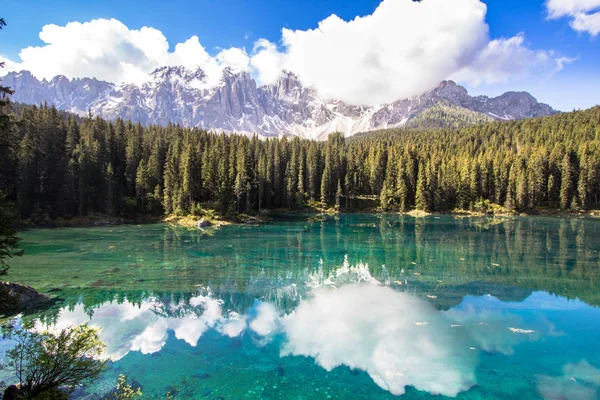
[1,100,599,220]
[560,152,575,210]
[320,166,330,207]
[415,163,429,211]
[335,179,343,211]
[380,180,392,211]
[505,165,516,212]
[0,192,22,276]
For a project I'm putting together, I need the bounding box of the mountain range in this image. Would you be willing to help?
[2,66,557,140]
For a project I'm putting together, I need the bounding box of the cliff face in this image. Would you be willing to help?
[3,68,557,139]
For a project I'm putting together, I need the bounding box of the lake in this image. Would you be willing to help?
[1,214,600,399]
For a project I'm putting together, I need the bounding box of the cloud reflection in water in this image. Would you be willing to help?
[30,278,547,397]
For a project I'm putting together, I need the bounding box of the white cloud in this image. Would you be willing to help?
[1,0,568,106]
[546,0,600,18]
[570,10,600,35]
[249,39,285,86]
[452,34,573,86]
[271,0,565,104]
[546,0,600,36]
[1,18,250,87]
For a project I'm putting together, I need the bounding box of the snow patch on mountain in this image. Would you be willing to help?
[3,66,557,140]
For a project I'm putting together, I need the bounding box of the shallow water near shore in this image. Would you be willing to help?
[2,214,600,399]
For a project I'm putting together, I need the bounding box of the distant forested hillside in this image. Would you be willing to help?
[404,100,494,130]
[1,102,599,220]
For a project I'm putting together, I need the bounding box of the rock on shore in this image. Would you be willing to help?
[0,281,50,313]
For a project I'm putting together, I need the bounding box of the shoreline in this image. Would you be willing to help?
[15,208,600,230]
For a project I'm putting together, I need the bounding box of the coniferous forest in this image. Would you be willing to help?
[1,103,600,221]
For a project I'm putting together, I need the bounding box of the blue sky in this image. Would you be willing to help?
[1,0,599,110]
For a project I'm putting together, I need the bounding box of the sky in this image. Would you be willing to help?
[0,0,599,110]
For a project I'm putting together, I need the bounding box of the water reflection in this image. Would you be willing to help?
[280,284,477,397]
[538,361,600,400]
[24,262,570,398]
[9,214,600,313]
[4,215,600,398]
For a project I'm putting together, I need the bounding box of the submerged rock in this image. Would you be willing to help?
[196,218,212,228]
[275,364,285,376]
[192,370,211,379]
[0,281,50,313]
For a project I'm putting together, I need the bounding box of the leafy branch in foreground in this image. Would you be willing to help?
[3,324,107,398]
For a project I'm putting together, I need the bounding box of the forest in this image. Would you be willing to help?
[1,102,600,221]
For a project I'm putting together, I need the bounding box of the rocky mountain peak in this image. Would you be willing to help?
[149,65,206,84]
[2,67,558,139]
[437,80,469,97]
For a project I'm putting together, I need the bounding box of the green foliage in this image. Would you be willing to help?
[406,100,494,130]
[5,324,107,397]
[471,199,510,215]
[0,19,22,275]
[1,103,599,220]
[110,374,142,399]
[335,179,343,210]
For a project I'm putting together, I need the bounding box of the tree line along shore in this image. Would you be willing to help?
[1,103,600,226]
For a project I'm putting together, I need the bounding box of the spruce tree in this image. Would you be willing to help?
[560,152,575,210]
[415,163,429,211]
[335,179,343,211]
[320,166,330,207]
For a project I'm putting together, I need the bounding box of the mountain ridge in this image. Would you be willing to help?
[2,67,557,140]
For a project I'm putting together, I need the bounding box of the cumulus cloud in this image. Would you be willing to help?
[546,0,600,36]
[249,39,285,86]
[1,0,568,106]
[275,0,563,104]
[1,18,250,86]
[452,34,574,85]
[260,0,565,104]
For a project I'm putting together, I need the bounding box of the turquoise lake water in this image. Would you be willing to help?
[1,214,600,399]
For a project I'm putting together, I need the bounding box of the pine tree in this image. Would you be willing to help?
[577,154,588,210]
[396,174,408,213]
[505,165,516,212]
[380,180,391,211]
[335,179,343,211]
[320,167,330,208]
[2,100,600,220]
[307,143,319,201]
[560,152,575,210]
[135,159,149,213]
[415,163,429,211]
[105,163,117,215]
[297,151,306,209]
